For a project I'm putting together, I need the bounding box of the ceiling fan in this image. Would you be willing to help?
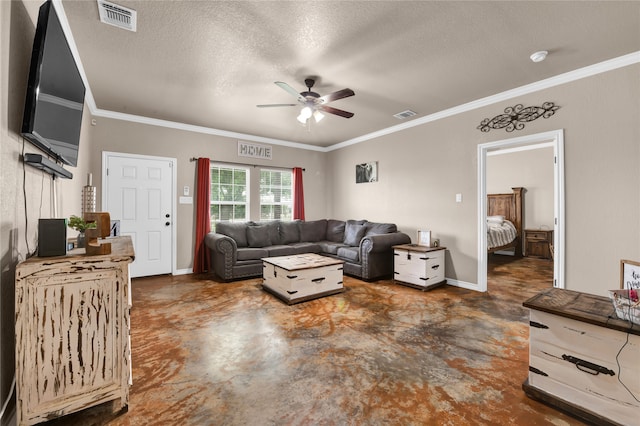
[257,78,355,124]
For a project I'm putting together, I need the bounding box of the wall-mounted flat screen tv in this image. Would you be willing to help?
[22,0,85,168]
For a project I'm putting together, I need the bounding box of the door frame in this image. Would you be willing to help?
[102,151,178,276]
[477,129,565,292]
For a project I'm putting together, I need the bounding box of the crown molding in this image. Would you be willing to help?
[56,0,639,153]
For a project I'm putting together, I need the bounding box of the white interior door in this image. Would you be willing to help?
[103,152,175,278]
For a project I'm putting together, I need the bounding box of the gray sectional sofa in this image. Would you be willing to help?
[205,219,411,282]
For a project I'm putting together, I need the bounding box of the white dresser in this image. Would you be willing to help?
[392,244,446,290]
[523,288,640,426]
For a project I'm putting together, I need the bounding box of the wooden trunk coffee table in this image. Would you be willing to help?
[262,253,344,304]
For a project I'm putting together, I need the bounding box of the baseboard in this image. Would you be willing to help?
[445,278,481,292]
[173,268,193,276]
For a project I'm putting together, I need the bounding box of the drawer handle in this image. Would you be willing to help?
[407,254,411,260]
[273,270,277,277]
[286,275,298,279]
[419,256,428,260]
[419,277,430,281]
[431,265,440,270]
[286,290,298,295]
[338,267,343,271]
[311,277,325,283]
[529,366,548,377]
[394,253,400,256]
[529,321,549,329]
[561,354,615,376]
[394,272,400,275]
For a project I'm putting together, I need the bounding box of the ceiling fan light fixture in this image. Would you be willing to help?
[313,110,325,122]
[296,113,307,124]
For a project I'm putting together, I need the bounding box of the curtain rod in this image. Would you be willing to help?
[189,157,304,171]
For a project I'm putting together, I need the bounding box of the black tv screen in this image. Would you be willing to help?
[22,0,85,168]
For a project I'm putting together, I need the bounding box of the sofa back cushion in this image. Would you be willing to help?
[344,222,367,246]
[326,220,346,242]
[365,222,397,236]
[300,219,327,242]
[247,225,272,248]
[216,222,251,247]
[279,220,301,244]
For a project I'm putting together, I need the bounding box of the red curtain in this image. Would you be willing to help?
[293,167,305,220]
[193,157,211,273]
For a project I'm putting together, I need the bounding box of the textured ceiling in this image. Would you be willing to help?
[60,0,640,148]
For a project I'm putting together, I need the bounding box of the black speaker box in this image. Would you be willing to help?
[38,218,67,257]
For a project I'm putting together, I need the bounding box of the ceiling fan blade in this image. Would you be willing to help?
[318,105,354,118]
[274,81,305,103]
[318,88,355,104]
[256,104,297,108]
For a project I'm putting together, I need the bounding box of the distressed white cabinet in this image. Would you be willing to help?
[15,237,135,425]
[393,244,446,290]
[523,288,640,426]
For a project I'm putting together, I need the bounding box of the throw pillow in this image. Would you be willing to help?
[247,225,271,248]
[344,223,367,246]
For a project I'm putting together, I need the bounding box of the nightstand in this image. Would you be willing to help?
[524,229,554,260]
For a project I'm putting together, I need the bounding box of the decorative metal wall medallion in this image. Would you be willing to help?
[477,102,560,132]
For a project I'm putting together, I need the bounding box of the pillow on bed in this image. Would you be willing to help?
[487,215,505,225]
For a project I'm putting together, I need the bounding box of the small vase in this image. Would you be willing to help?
[77,231,86,249]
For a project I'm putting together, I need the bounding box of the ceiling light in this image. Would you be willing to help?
[313,110,325,123]
[530,50,548,63]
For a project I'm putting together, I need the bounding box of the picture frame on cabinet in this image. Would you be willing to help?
[620,259,640,289]
[417,230,431,247]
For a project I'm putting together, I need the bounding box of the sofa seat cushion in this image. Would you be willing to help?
[237,247,269,261]
[337,246,360,262]
[265,245,300,257]
[317,241,349,255]
[289,242,322,253]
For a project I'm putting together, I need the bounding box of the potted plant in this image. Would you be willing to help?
[68,215,96,248]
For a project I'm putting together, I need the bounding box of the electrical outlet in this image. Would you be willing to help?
[456,193,462,203]
[183,186,190,196]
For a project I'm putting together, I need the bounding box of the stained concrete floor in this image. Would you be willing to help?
[45,255,585,425]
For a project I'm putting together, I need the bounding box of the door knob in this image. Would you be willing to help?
[165,222,170,226]
[165,214,170,218]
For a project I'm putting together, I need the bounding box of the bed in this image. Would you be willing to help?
[487,187,524,256]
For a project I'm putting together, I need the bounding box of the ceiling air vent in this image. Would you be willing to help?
[97,0,137,32]
[393,110,417,120]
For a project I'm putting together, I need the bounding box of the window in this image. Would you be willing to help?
[210,164,249,229]
[260,169,292,221]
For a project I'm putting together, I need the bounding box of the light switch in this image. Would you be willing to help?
[456,193,462,203]
[183,186,190,196]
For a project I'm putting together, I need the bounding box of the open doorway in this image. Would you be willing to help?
[477,129,565,292]
[486,147,554,290]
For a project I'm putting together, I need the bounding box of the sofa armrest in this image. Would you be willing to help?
[360,232,411,254]
[205,233,238,279]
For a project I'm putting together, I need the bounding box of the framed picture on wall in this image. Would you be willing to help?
[356,162,378,183]
[417,230,431,247]
[620,259,640,289]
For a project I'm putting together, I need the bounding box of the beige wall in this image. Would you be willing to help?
[87,118,329,271]
[487,147,554,230]
[328,64,640,296]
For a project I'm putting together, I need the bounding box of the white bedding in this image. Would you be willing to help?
[487,219,517,249]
